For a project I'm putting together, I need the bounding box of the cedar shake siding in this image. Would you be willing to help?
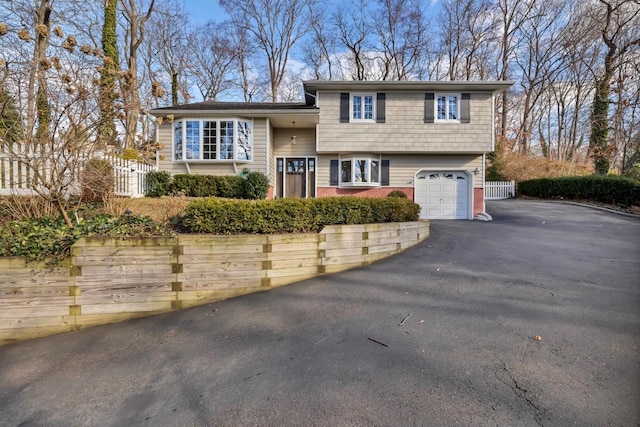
[315,91,494,154]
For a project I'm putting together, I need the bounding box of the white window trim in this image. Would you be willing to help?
[434,93,461,123]
[350,93,376,123]
[338,154,382,187]
[172,118,254,163]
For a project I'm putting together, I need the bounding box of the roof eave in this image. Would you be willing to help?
[148,108,319,117]
[303,80,515,94]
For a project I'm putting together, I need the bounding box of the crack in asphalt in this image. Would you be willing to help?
[495,361,544,426]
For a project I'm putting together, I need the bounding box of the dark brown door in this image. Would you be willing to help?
[286,158,306,198]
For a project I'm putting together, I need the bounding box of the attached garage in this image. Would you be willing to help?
[414,171,472,220]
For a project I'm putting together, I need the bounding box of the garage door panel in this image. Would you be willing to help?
[416,171,469,220]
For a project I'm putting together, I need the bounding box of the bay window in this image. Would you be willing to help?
[339,155,380,186]
[173,118,253,162]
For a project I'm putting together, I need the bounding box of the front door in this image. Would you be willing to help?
[286,158,306,198]
[276,157,316,198]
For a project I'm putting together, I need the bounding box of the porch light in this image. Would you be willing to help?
[474,167,480,175]
[291,121,297,144]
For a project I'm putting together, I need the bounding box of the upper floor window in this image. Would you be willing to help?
[173,118,252,162]
[425,92,470,123]
[340,92,385,123]
[436,94,459,121]
[351,94,375,121]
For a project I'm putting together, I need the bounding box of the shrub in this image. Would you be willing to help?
[243,171,270,200]
[518,176,640,207]
[0,214,171,263]
[82,158,114,202]
[387,190,407,198]
[171,175,214,197]
[215,175,245,199]
[178,196,421,234]
[145,170,172,197]
[171,174,246,198]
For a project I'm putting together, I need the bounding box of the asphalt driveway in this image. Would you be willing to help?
[1,199,639,426]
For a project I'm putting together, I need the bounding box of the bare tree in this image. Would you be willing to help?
[0,0,109,225]
[513,0,568,154]
[119,0,155,149]
[303,1,337,80]
[334,0,371,80]
[587,0,640,174]
[144,0,188,106]
[220,0,307,101]
[372,0,428,80]
[495,0,537,137]
[186,22,236,101]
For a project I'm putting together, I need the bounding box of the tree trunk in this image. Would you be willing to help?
[26,1,52,144]
[99,0,119,148]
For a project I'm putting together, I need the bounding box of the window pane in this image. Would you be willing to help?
[370,160,379,182]
[341,160,352,183]
[185,121,200,160]
[437,96,446,120]
[173,121,183,160]
[203,121,217,160]
[364,96,373,120]
[237,121,252,160]
[352,96,362,120]
[220,120,234,159]
[354,159,368,182]
[448,96,458,120]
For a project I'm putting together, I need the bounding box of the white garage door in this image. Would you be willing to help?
[415,171,469,219]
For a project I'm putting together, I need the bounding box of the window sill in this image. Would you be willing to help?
[339,183,381,188]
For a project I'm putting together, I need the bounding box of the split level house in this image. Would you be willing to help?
[150,80,513,220]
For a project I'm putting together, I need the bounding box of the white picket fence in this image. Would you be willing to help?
[485,180,516,200]
[0,143,156,198]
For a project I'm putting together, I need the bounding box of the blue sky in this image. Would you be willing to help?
[181,0,227,25]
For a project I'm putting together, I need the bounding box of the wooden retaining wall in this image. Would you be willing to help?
[0,221,429,345]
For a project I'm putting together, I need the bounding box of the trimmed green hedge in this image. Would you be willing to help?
[170,172,268,199]
[518,176,640,206]
[177,196,421,234]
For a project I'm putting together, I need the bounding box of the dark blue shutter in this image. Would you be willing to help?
[376,93,386,123]
[330,160,339,185]
[340,93,349,123]
[381,160,390,186]
[424,93,434,123]
[460,93,470,123]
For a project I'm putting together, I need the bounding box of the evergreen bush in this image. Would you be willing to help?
[177,196,421,234]
[145,170,172,197]
[243,171,270,200]
[518,176,639,206]
[387,190,408,198]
